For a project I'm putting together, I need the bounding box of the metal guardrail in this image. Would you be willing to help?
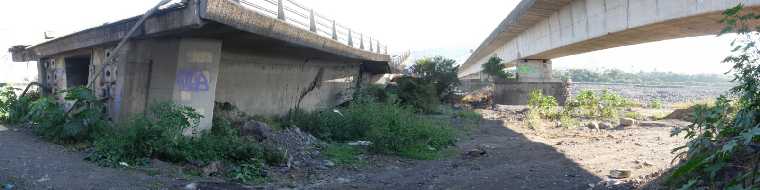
[236,0,388,54]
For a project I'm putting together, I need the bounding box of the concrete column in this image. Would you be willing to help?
[516,59,553,82]
[173,38,222,133]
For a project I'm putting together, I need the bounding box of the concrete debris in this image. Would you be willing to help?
[265,127,322,168]
[347,141,372,146]
[620,118,637,126]
[586,122,600,130]
[239,120,273,142]
[609,169,631,179]
[202,161,223,176]
[336,177,352,184]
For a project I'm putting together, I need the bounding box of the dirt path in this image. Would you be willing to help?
[0,124,183,190]
[311,110,686,190]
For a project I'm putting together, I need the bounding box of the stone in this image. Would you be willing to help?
[239,120,273,141]
[586,122,600,130]
[324,160,336,167]
[620,118,636,126]
[336,177,351,183]
[465,148,487,158]
[202,161,223,176]
[609,169,631,179]
[599,122,612,129]
[183,183,198,190]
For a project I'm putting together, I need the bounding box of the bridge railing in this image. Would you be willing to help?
[236,0,388,54]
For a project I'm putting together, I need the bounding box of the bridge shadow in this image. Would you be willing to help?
[320,117,603,190]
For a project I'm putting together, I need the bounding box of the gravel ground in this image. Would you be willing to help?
[570,83,732,106]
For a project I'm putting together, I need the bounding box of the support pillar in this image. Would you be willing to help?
[516,59,553,82]
[173,38,222,133]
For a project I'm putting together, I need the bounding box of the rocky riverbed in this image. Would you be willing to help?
[570,83,733,106]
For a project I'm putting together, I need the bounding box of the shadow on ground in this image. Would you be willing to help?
[316,118,603,190]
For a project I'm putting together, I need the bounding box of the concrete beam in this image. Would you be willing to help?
[198,0,390,63]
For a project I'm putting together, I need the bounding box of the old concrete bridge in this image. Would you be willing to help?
[459,0,760,82]
[9,0,391,131]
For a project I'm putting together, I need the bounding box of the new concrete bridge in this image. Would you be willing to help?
[9,0,391,130]
[459,0,760,81]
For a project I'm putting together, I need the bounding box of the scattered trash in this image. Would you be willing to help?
[620,118,637,126]
[586,122,600,130]
[36,175,50,183]
[2,183,14,190]
[347,141,372,146]
[333,109,344,117]
[609,169,632,179]
[183,182,198,190]
[119,162,130,167]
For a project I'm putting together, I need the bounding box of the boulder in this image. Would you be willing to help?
[239,120,273,141]
[586,122,600,130]
[620,118,637,126]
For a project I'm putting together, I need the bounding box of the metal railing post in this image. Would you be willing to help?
[377,42,381,53]
[309,10,317,32]
[385,46,388,54]
[369,37,374,52]
[331,20,338,40]
[277,0,285,20]
[348,29,353,47]
[360,33,364,49]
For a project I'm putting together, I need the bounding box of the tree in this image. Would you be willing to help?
[482,56,514,80]
[410,56,461,101]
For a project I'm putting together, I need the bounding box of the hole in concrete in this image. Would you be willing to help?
[64,55,92,87]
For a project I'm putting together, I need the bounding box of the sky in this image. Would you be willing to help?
[0,0,736,83]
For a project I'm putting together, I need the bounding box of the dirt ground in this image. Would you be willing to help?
[306,108,687,190]
[0,107,688,190]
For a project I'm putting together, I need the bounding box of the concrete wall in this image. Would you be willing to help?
[215,48,360,116]
[494,80,568,105]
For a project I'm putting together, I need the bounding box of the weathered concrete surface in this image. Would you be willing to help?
[216,48,359,116]
[494,80,567,105]
[460,0,760,78]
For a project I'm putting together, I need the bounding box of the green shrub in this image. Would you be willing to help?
[648,99,664,109]
[88,102,283,168]
[27,87,108,144]
[286,100,456,160]
[228,159,267,184]
[565,90,631,121]
[394,77,439,113]
[0,86,37,124]
[410,56,461,102]
[482,56,514,80]
[456,110,481,123]
[528,89,559,118]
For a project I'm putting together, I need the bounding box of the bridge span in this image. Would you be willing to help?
[459,0,760,81]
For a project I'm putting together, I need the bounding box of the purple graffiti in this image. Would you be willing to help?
[176,69,210,92]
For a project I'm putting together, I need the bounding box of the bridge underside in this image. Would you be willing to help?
[460,0,760,79]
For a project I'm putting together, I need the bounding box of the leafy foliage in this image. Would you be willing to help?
[666,4,760,188]
[410,56,461,101]
[285,98,456,160]
[565,90,632,121]
[393,76,440,113]
[482,56,514,80]
[28,87,109,143]
[527,89,559,119]
[0,86,38,124]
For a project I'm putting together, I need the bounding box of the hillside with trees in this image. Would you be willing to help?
[553,69,731,85]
